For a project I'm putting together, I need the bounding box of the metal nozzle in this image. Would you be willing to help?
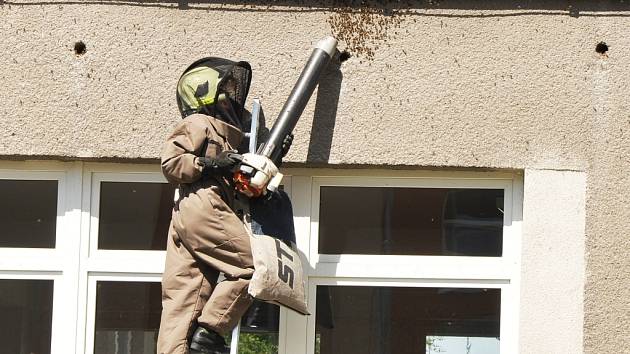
[261,36,338,162]
[315,36,338,58]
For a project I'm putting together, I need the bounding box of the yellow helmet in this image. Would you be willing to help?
[176,57,252,130]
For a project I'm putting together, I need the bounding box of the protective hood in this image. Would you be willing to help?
[176,57,252,130]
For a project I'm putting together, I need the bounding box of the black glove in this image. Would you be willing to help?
[275,134,294,168]
[281,134,293,158]
[199,151,242,174]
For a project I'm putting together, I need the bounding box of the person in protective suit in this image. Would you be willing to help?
[157,58,265,354]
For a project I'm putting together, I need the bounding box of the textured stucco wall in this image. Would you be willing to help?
[1,1,629,352]
[521,169,586,353]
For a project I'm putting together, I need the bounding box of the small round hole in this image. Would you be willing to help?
[74,41,87,55]
[595,42,608,54]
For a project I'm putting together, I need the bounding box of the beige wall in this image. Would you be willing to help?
[1,1,629,352]
[521,169,586,353]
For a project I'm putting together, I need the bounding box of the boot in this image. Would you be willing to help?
[189,326,230,354]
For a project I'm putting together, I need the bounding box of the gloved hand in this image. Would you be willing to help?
[236,153,281,197]
[280,134,294,158]
[276,134,294,168]
[199,150,242,174]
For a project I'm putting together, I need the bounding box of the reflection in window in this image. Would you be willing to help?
[228,300,280,353]
[93,282,279,354]
[98,182,175,250]
[319,187,504,256]
[94,281,161,354]
[315,286,500,354]
[0,279,53,354]
[426,336,499,354]
[0,180,57,248]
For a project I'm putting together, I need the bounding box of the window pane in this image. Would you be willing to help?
[0,279,54,354]
[98,182,175,250]
[319,187,504,256]
[0,180,57,248]
[315,286,500,354]
[233,300,280,353]
[94,281,161,354]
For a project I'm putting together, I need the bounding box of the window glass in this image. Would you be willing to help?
[94,282,279,354]
[425,336,499,354]
[319,187,504,256]
[0,180,57,248]
[98,182,175,250]
[0,279,54,354]
[227,300,280,353]
[315,286,500,354]
[94,281,161,354]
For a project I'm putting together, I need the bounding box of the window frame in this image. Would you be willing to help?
[77,163,168,354]
[83,273,163,354]
[79,163,293,354]
[283,169,523,354]
[0,161,83,354]
[0,162,522,354]
[85,169,168,271]
[310,176,517,279]
[306,278,510,354]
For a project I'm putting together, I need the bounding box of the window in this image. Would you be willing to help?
[318,187,504,256]
[82,167,289,354]
[94,281,161,354]
[314,286,500,354]
[283,173,521,354]
[0,163,80,354]
[97,182,174,251]
[0,279,54,354]
[0,163,521,354]
[82,168,173,354]
[0,179,58,248]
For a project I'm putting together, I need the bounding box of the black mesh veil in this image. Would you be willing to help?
[176,57,252,130]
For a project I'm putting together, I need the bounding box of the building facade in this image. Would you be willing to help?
[0,1,628,353]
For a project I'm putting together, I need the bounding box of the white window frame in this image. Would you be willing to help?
[77,163,167,354]
[282,169,523,354]
[83,273,163,354]
[0,162,522,354]
[0,161,83,354]
[78,163,293,354]
[305,278,509,354]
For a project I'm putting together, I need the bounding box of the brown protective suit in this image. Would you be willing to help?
[157,113,254,354]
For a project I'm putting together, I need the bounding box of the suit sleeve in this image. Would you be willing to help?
[160,116,211,184]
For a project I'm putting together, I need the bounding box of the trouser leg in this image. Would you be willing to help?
[157,218,219,354]
[198,276,253,335]
[179,191,255,336]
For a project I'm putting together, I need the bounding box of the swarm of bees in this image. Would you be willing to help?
[327,0,414,60]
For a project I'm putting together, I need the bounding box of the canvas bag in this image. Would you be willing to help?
[247,232,309,315]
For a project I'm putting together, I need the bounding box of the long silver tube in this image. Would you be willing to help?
[260,36,338,163]
[248,98,261,153]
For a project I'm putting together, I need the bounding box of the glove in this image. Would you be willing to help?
[280,134,294,158]
[276,134,293,168]
[237,153,281,197]
[199,151,242,174]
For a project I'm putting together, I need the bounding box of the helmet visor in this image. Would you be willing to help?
[176,58,252,130]
[214,93,243,130]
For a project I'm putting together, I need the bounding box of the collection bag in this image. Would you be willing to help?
[247,232,309,315]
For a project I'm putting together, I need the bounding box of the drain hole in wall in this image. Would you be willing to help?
[74,41,87,55]
[339,50,352,63]
[595,42,608,55]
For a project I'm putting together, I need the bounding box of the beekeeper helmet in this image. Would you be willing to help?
[176,57,252,130]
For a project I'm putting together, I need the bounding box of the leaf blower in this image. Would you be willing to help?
[234,36,338,197]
